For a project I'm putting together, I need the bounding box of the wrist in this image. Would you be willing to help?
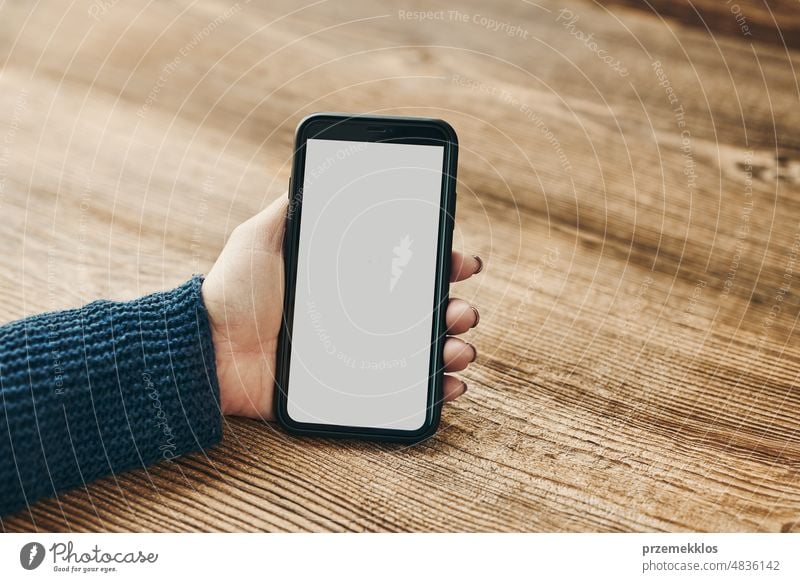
[208,318,237,416]
[207,309,275,419]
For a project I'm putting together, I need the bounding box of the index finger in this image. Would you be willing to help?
[450,251,484,282]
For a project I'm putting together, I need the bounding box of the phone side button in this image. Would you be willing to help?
[450,191,457,230]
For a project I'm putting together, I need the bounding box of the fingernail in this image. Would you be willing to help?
[467,343,477,362]
[470,306,480,328]
[473,255,484,274]
[461,381,468,394]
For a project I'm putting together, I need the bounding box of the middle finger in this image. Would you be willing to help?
[446,298,479,334]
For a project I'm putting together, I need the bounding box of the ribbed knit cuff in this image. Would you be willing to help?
[0,276,222,516]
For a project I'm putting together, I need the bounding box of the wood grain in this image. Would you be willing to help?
[0,0,798,532]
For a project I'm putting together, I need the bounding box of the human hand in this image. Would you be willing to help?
[202,195,483,419]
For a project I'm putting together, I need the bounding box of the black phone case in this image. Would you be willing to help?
[275,112,459,443]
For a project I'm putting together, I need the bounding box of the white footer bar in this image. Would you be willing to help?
[1,533,797,581]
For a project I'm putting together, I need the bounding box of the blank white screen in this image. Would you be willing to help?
[287,138,444,430]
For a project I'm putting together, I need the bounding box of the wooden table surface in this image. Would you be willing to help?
[1,0,799,532]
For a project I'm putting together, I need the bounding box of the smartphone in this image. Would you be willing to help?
[275,113,458,442]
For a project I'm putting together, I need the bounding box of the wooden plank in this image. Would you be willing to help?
[603,0,800,50]
[1,0,799,532]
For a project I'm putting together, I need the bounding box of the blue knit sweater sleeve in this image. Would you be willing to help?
[0,276,222,516]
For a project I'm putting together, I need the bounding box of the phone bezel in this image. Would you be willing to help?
[275,112,459,443]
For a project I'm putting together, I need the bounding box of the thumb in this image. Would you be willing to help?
[236,194,289,255]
